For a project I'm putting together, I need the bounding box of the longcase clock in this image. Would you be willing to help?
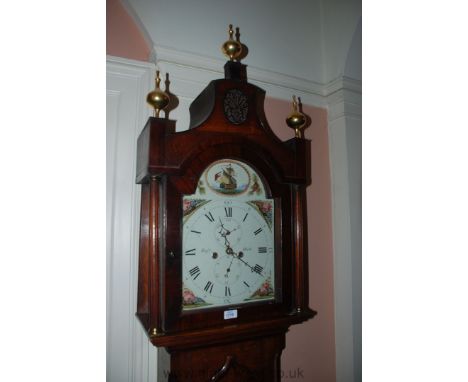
[135,26,316,381]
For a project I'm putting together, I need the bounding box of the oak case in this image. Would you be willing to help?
[135,61,315,380]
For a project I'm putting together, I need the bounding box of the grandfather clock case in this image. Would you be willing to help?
[135,28,316,381]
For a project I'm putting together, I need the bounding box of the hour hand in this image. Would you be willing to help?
[218,217,226,230]
[218,217,232,235]
[218,221,226,236]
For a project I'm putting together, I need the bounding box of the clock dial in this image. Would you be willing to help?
[182,160,275,311]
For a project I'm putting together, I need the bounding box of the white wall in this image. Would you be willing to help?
[320,0,362,83]
[344,18,362,81]
[326,18,362,381]
[107,56,158,382]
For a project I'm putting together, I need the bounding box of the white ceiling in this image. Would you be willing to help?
[125,0,361,86]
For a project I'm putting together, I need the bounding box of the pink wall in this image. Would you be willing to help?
[265,98,336,381]
[107,2,336,380]
[106,0,151,61]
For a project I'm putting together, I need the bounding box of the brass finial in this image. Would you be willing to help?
[221,24,243,61]
[146,70,170,118]
[149,327,158,336]
[286,95,306,138]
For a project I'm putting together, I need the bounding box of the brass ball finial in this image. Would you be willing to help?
[146,70,170,118]
[286,95,306,138]
[221,24,243,61]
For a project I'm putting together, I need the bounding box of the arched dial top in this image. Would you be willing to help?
[182,159,275,311]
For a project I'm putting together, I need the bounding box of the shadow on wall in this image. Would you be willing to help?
[163,73,179,119]
[344,17,362,81]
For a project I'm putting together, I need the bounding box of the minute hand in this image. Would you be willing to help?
[233,253,263,275]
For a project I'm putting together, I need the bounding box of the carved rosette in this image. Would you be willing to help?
[223,89,248,124]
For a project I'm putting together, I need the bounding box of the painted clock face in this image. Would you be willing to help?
[182,159,275,311]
